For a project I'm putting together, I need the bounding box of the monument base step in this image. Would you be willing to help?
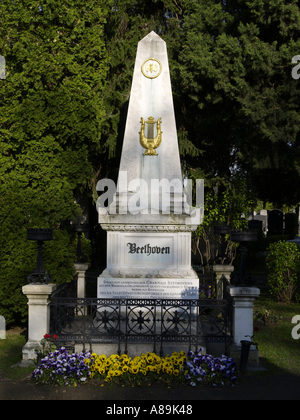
[75,341,207,358]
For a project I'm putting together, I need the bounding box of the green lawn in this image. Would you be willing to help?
[0,330,35,379]
[253,289,300,375]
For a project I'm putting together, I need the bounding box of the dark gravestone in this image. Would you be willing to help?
[285,212,298,237]
[268,210,284,236]
[248,220,263,231]
[255,211,268,231]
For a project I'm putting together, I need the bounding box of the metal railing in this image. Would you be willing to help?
[49,295,232,355]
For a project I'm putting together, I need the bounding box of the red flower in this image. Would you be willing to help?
[52,334,58,340]
[44,334,51,339]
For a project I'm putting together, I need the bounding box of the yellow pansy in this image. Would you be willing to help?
[115,370,122,376]
[153,355,161,363]
[166,367,173,375]
[108,369,115,377]
[131,366,139,374]
[146,355,154,364]
[98,367,106,375]
[162,364,168,373]
[120,353,128,358]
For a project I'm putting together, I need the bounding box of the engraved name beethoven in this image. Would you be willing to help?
[127,242,170,255]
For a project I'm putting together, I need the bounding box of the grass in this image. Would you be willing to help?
[236,243,300,376]
[0,330,35,379]
[253,288,300,375]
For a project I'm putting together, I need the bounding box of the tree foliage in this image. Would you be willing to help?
[102,0,300,206]
[0,0,109,324]
[177,0,300,207]
[266,241,300,302]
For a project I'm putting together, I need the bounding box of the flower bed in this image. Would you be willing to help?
[184,351,237,386]
[31,347,237,387]
[32,347,91,386]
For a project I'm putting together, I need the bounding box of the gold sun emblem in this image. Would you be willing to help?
[141,58,162,79]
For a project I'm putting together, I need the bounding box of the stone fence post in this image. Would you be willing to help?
[21,283,56,362]
[74,262,90,299]
[227,285,260,365]
[74,263,90,315]
[212,264,235,299]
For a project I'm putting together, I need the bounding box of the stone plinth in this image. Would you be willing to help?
[74,262,90,315]
[74,262,90,299]
[97,226,199,300]
[213,264,234,299]
[22,283,56,361]
[98,278,199,300]
[227,285,260,366]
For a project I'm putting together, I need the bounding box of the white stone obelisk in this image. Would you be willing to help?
[118,31,182,189]
[97,31,200,300]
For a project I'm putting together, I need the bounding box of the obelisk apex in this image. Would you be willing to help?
[118,31,182,189]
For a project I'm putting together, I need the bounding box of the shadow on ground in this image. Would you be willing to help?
[1,357,300,401]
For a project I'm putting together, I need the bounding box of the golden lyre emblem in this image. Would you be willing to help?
[139,116,162,156]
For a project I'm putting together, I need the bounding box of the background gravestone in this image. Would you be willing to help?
[0,56,5,79]
[248,219,263,232]
[0,315,5,339]
[268,210,284,236]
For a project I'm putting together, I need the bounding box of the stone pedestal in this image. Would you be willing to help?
[74,263,90,299]
[98,226,199,299]
[74,262,90,315]
[227,285,260,365]
[21,283,56,361]
[213,264,234,299]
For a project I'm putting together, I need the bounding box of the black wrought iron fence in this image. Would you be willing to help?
[51,273,78,299]
[49,295,232,356]
[198,273,216,298]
